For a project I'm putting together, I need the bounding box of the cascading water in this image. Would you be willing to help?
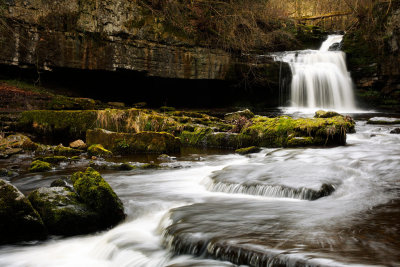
[275,35,357,111]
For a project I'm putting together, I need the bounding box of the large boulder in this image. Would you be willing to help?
[86,128,181,154]
[0,179,47,244]
[71,168,126,227]
[28,187,99,236]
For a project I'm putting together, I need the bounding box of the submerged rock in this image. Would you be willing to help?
[29,160,52,172]
[0,179,47,244]
[390,128,400,134]
[86,128,181,154]
[28,187,99,236]
[71,167,126,227]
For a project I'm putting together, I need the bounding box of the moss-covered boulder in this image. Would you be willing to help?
[242,116,354,147]
[28,187,99,236]
[235,146,261,155]
[88,144,113,157]
[71,168,125,226]
[0,179,47,244]
[86,128,181,154]
[29,160,52,172]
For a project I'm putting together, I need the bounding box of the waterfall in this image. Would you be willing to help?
[275,35,356,111]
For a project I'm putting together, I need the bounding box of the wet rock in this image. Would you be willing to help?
[29,160,52,172]
[88,144,113,157]
[69,139,87,149]
[50,178,72,189]
[71,168,126,226]
[28,187,100,236]
[224,109,255,122]
[235,146,261,155]
[0,179,47,244]
[86,128,181,154]
[390,128,400,134]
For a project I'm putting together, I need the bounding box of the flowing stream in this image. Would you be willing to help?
[274,35,357,111]
[0,117,400,267]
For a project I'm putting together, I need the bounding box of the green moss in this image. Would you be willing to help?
[71,168,125,225]
[29,160,52,172]
[87,144,113,157]
[235,146,261,155]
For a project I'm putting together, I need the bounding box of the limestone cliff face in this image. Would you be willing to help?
[0,0,234,80]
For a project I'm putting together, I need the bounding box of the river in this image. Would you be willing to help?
[0,111,399,267]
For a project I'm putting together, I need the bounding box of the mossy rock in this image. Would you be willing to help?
[287,137,313,147]
[30,160,52,172]
[141,163,160,169]
[71,168,125,226]
[235,146,261,155]
[0,179,47,244]
[87,144,113,157]
[38,156,68,164]
[241,115,355,147]
[180,127,251,149]
[0,133,37,151]
[224,109,255,122]
[118,163,136,171]
[314,110,342,118]
[54,145,83,156]
[28,187,100,236]
[19,110,98,139]
[86,129,181,154]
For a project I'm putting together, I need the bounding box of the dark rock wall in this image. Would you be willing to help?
[343,1,400,111]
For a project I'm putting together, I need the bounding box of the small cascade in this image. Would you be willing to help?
[206,180,336,200]
[275,35,357,111]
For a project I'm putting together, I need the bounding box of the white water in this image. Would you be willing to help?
[275,35,357,112]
